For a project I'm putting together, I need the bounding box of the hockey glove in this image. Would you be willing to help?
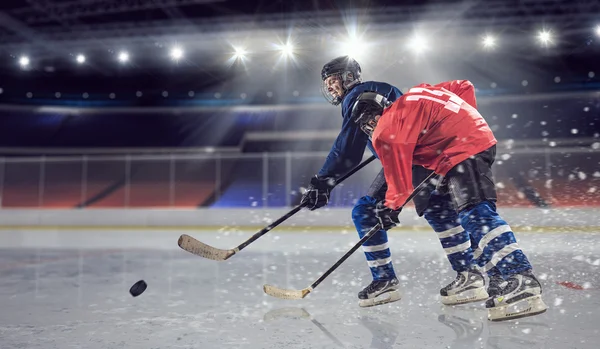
[375,201,401,230]
[301,175,335,211]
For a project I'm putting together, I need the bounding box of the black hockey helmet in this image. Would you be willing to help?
[351,91,392,137]
[321,56,362,106]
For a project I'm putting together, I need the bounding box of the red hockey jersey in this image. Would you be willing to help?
[371,80,497,210]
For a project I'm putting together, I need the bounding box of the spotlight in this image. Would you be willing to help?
[595,25,600,37]
[226,45,249,66]
[233,46,247,60]
[76,54,86,64]
[537,30,552,45]
[118,51,129,63]
[170,47,183,61]
[19,56,30,67]
[341,35,365,60]
[407,35,428,54]
[279,42,294,57]
[482,35,496,48]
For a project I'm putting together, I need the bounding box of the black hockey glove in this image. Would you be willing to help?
[301,175,335,211]
[375,201,401,230]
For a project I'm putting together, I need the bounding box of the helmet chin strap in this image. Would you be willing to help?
[342,72,360,91]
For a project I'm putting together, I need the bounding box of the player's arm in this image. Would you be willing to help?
[301,111,370,210]
[378,141,417,211]
[373,114,420,211]
[302,82,401,211]
[317,111,370,179]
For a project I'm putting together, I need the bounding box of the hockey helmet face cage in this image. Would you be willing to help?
[320,56,362,106]
[351,92,391,137]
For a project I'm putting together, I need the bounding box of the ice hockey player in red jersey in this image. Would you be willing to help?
[350,80,548,321]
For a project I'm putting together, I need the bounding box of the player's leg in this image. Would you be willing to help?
[413,165,488,305]
[352,168,400,307]
[445,145,547,321]
[425,192,489,305]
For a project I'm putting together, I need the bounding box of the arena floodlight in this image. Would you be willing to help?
[118,51,129,63]
[537,30,552,45]
[225,44,249,67]
[279,42,294,58]
[233,46,247,60]
[407,34,428,54]
[170,47,184,61]
[341,35,365,60]
[76,54,86,64]
[482,35,496,49]
[19,56,30,67]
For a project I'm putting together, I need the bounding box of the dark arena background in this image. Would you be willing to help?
[0,0,599,348]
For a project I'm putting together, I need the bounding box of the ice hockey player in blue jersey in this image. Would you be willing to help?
[301,56,490,308]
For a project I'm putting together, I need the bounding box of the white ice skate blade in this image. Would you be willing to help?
[358,290,401,308]
[441,287,489,305]
[488,295,548,322]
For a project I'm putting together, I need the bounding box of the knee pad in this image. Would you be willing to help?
[458,200,500,226]
[423,191,460,229]
[424,207,461,233]
[352,195,379,229]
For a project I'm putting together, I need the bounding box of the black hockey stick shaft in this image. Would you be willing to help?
[236,155,377,252]
[309,171,437,291]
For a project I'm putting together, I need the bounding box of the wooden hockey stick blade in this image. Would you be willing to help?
[177,234,237,261]
[263,284,312,300]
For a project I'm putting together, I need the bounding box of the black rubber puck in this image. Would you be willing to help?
[129,280,147,297]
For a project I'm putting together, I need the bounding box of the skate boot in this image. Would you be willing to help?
[440,268,489,305]
[486,270,548,321]
[358,277,401,307]
[486,274,505,298]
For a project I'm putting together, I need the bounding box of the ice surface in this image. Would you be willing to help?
[1,228,600,348]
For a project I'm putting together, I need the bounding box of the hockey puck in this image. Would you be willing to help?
[129,280,147,297]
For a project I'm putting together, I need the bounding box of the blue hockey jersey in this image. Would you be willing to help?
[317,81,402,178]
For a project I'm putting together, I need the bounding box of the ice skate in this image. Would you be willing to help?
[358,277,401,307]
[440,268,489,305]
[486,270,548,321]
[486,274,505,298]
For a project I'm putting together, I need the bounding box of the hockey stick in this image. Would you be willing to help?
[178,155,377,261]
[263,171,437,300]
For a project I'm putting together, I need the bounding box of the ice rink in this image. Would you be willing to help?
[1,227,600,349]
